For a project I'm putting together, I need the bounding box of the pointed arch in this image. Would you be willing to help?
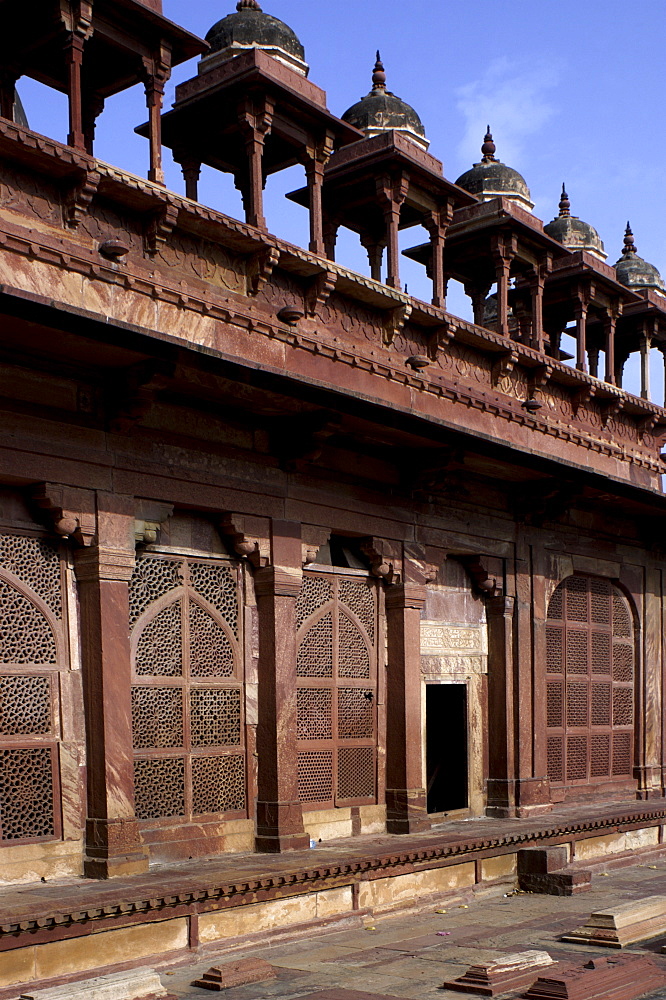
[129,553,246,824]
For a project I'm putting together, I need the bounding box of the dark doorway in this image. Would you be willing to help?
[426,683,468,814]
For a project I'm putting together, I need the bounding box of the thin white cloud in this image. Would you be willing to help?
[455,57,558,170]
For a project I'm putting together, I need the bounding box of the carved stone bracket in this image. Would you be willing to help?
[529,362,553,392]
[247,246,280,297]
[32,483,96,546]
[145,198,179,255]
[600,395,624,427]
[108,359,175,433]
[458,555,503,598]
[360,537,402,584]
[427,321,453,360]
[306,269,337,317]
[220,514,270,568]
[65,167,100,228]
[572,382,596,415]
[383,301,412,347]
[492,348,518,386]
[134,501,173,546]
[302,525,331,566]
[403,542,442,585]
[271,411,341,468]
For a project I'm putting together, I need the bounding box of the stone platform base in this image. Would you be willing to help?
[0,801,665,998]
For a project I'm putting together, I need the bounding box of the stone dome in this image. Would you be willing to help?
[342,54,429,151]
[455,129,533,212]
[544,185,606,260]
[614,223,665,294]
[204,0,308,76]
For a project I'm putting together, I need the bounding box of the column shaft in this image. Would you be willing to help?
[74,494,148,878]
[385,584,430,833]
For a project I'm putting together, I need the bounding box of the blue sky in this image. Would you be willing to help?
[18,0,666,397]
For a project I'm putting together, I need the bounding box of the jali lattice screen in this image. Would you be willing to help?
[545,575,634,787]
[0,533,63,841]
[130,554,246,822]
[296,572,377,807]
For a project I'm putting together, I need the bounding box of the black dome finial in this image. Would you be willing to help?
[481,126,497,163]
[623,221,636,256]
[237,0,262,9]
[559,183,571,218]
[372,51,387,91]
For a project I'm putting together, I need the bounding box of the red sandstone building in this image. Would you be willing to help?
[0,0,666,989]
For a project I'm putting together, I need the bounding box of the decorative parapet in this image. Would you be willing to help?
[0,118,664,492]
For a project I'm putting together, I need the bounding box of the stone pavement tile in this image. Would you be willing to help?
[269,947,361,968]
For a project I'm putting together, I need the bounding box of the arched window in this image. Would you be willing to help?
[129,554,246,824]
[545,575,634,789]
[295,571,378,808]
[0,533,65,842]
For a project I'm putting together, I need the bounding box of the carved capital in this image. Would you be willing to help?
[254,565,302,598]
[74,545,136,584]
[385,582,426,611]
[32,483,96,546]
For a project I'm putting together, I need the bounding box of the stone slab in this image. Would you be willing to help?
[522,954,665,1000]
[562,894,666,946]
[442,950,554,996]
[192,958,277,990]
[16,968,170,1000]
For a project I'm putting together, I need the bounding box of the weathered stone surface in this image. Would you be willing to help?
[193,958,277,990]
[522,954,665,999]
[562,894,666,947]
[17,968,170,1000]
[442,949,554,995]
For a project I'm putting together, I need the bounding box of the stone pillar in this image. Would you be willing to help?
[323,218,340,262]
[485,595,516,817]
[530,270,546,352]
[82,93,104,156]
[604,308,618,385]
[360,233,386,283]
[385,584,430,833]
[238,96,273,231]
[640,326,652,400]
[493,253,512,338]
[254,520,309,852]
[305,134,334,257]
[0,70,18,122]
[423,207,451,309]
[66,35,87,150]
[178,156,201,202]
[573,298,588,373]
[143,44,171,187]
[465,280,492,328]
[74,493,149,878]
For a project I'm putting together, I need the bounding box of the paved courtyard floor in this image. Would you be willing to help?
[159,860,666,1000]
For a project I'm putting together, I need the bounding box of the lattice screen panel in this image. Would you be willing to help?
[130,554,246,822]
[546,575,634,788]
[296,572,377,808]
[0,747,56,839]
[0,533,64,843]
